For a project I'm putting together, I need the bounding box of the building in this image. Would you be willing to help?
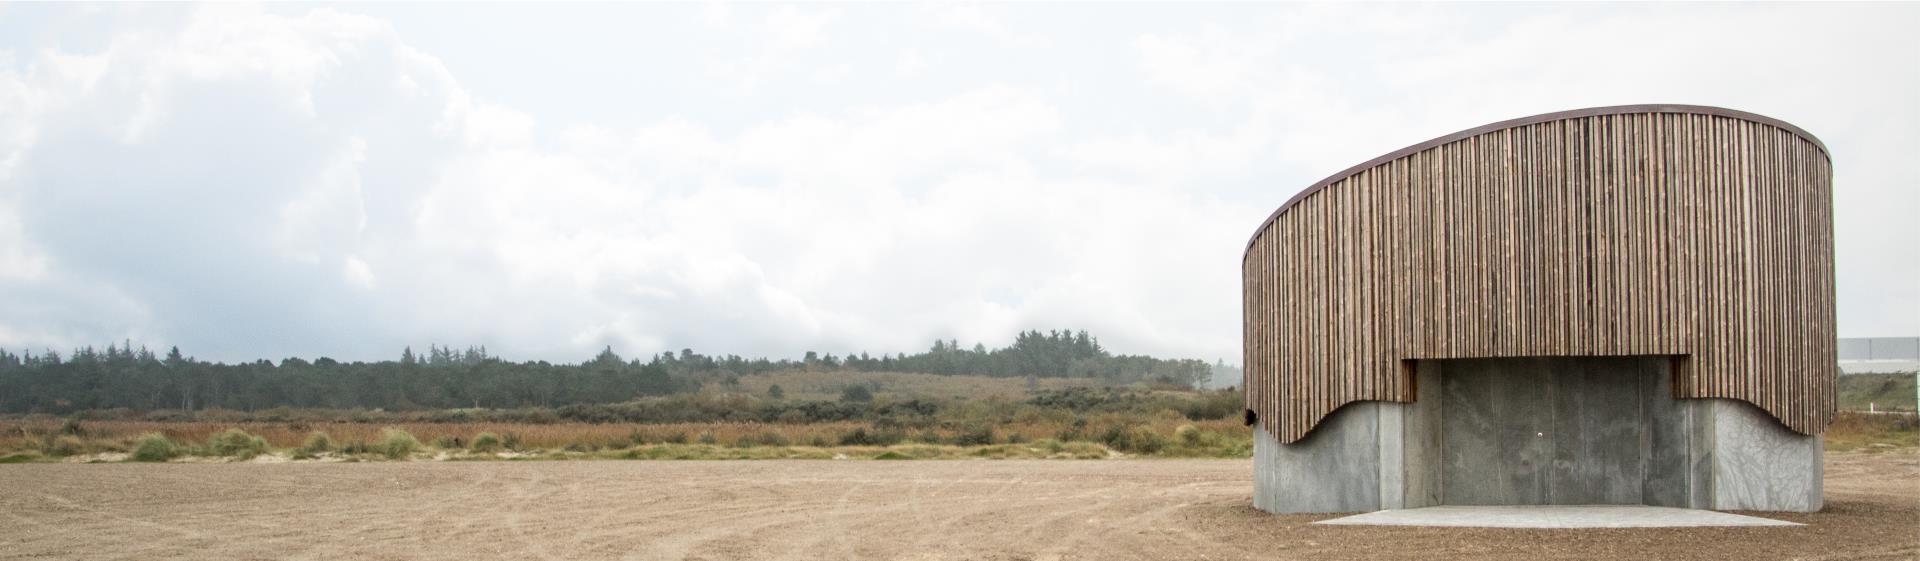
[1242,105,1833,513]
[1838,337,1920,374]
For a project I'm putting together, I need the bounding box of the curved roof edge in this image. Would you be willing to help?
[1244,104,1829,255]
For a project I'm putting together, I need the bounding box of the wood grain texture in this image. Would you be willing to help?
[1243,106,1835,444]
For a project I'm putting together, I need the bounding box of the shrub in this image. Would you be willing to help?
[952,426,995,446]
[1127,427,1169,454]
[840,385,874,403]
[839,428,875,446]
[838,427,903,446]
[1006,431,1028,444]
[376,428,422,459]
[471,432,503,452]
[767,384,785,399]
[208,428,269,459]
[1175,424,1202,446]
[131,433,180,462]
[807,435,829,447]
[338,440,372,455]
[662,432,688,444]
[1179,390,1244,420]
[46,435,87,457]
[1098,425,1168,454]
[430,436,461,449]
[301,431,334,454]
[696,431,718,445]
[755,432,789,447]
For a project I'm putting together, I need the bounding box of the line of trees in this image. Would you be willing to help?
[0,343,687,414]
[0,330,1211,415]
[792,330,1208,387]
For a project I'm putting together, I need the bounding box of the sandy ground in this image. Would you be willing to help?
[0,452,1914,561]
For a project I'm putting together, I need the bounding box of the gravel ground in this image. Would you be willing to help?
[0,451,1913,560]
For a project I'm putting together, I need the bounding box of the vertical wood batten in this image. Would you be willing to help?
[1243,108,1835,444]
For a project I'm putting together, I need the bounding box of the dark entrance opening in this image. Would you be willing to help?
[1434,355,1687,506]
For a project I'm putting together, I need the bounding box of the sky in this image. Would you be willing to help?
[0,3,1914,364]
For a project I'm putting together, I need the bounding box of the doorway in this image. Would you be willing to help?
[1434,356,1681,505]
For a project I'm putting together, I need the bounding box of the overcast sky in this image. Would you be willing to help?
[0,3,1914,364]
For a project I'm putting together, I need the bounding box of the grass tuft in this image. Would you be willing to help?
[46,435,87,457]
[300,431,334,454]
[131,433,180,462]
[1175,424,1201,446]
[1,451,44,463]
[208,428,270,459]
[471,432,502,453]
[376,428,422,459]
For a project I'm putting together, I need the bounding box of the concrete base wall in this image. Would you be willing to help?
[1252,356,1822,514]
[1253,362,1442,514]
[1252,403,1382,514]
[1700,399,1824,511]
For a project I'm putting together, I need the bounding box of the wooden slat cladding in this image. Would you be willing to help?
[1243,106,1834,444]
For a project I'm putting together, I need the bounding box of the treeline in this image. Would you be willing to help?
[0,343,686,414]
[0,330,1211,415]
[852,330,1211,386]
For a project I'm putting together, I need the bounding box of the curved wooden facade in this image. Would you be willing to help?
[1243,105,1835,444]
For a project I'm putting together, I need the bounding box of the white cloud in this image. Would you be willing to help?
[1120,3,1919,338]
[895,50,927,78]
[275,136,367,265]
[701,6,845,96]
[0,204,47,281]
[0,3,1911,366]
[924,3,1043,47]
[763,6,838,50]
[341,255,375,290]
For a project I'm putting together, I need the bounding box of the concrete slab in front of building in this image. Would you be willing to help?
[1315,505,1800,528]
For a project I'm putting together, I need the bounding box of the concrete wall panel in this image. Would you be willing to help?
[1441,357,1553,505]
[1643,361,1705,508]
[1253,402,1381,514]
[1709,400,1824,512]
[1254,355,1822,514]
[1548,357,1649,505]
[1400,361,1443,508]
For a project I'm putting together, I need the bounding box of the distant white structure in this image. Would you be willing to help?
[1838,337,1920,374]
